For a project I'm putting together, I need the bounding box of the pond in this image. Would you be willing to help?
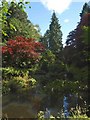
[2,93,82,118]
[3,102,37,118]
[2,92,47,118]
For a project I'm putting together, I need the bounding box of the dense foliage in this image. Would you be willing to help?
[1,0,90,119]
[64,2,90,107]
[41,12,63,54]
[2,36,44,68]
[1,1,41,42]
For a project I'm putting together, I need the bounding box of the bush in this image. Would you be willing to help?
[2,74,37,95]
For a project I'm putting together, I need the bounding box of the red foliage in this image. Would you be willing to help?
[2,36,45,66]
[80,13,90,26]
[74,13,90,41]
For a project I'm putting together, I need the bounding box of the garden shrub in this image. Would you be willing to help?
[2,74,37,96]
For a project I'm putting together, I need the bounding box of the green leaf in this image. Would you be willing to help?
[25,2,30,4]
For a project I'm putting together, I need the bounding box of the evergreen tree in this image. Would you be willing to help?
[49,11,63,53]
[41,12,63,54]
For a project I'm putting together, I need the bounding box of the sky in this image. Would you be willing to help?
[5,0,89,45]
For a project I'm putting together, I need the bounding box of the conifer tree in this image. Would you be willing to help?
[49,11,63,53]
[41,12,63,54]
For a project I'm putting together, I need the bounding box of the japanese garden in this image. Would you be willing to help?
[0,0,90,119]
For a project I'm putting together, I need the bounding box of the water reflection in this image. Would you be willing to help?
[63,95,69,118]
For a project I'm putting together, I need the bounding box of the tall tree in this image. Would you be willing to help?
[65,2,90,67]
[49,12,63,53]
[64,2,90,107]
[41,11,63,54]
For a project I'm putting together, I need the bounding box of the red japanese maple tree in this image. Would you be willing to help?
[2,36,44,68]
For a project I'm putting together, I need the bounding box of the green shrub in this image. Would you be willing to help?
[2,74,37,95]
